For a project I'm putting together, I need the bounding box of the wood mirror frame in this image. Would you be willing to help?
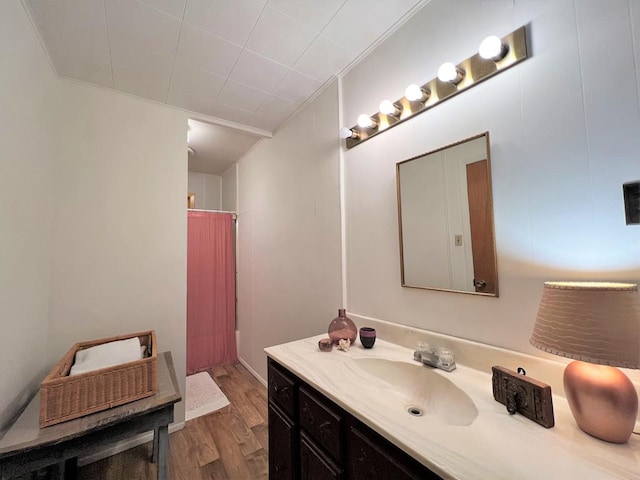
[396,132,498,296]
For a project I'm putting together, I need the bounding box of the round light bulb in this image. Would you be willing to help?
[379,100,400,116]
[405,84,425,102]
[437,62,460,83]
[438,62,464,85]
[357,113,375,129]
[479,35,506,61]
[339,127,355,139]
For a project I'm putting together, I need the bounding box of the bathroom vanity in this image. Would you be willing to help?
[268,357,439,479]
[265,335,640,480]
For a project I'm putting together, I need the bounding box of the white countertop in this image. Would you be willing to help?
[265,335,640,480]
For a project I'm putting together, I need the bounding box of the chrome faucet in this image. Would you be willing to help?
[413,343,456,372]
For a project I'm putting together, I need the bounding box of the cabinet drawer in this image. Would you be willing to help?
[301,433,342,480]
[347,425,441,480]
[299,386,342,462]
[269,361,296,418]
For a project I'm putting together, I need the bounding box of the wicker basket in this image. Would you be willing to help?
[39,331,158,428]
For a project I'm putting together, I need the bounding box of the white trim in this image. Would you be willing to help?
[337,76,348,308]
[238,356,267,388]
[19,0,58,82]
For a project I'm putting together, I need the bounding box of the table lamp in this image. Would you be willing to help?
[530,281,640,443]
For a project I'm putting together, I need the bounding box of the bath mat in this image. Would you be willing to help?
[185,372,230,421]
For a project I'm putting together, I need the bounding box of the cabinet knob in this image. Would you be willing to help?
[273,383,290,395]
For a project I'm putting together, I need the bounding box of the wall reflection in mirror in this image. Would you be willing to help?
[396,132,498,296]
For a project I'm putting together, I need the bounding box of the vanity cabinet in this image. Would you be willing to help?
[268,358,442,480]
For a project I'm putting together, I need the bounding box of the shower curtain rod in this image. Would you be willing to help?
[188,208,237,218]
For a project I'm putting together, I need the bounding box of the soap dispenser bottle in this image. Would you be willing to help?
[328,309,357,345]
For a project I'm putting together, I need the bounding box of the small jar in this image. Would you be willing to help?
[318,338,333,352]
[328,309,357,345]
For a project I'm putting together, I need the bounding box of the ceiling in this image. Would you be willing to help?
[187,118,261,174]
[24,0,423,175]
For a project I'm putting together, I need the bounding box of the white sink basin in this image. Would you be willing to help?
[351,357,478,426]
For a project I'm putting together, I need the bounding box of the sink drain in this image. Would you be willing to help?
[407,406,424,417]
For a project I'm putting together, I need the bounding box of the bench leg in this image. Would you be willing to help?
[63,457,78,480]
[153,425,169,480]
[152,427,160,463]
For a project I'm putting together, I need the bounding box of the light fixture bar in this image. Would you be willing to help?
[345,25,529,149]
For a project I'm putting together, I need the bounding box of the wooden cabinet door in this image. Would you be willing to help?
[347,426,440,480]
[300,434,342,480]
[299,387,342,462]
[269,403,297,480]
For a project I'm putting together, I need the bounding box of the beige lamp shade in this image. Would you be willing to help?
[530,282,640,369]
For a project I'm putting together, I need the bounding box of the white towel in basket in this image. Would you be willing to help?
[70,337,143,375]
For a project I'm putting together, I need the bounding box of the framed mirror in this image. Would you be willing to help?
[396,132,498,296]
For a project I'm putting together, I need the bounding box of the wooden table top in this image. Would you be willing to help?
[0,351,181,457]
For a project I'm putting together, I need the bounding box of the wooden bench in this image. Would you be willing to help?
[0,351,181,480]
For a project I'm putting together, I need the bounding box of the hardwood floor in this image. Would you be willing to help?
[78,363,269,480]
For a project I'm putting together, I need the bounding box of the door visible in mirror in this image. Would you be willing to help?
[396,132,498,296]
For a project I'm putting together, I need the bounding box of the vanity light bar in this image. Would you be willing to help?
[344,26,529,149]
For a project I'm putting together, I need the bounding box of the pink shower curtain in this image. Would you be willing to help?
[187,211,237,374]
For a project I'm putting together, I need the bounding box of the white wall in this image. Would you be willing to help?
[49,80,188,422]
[221,164,238,212]
[188,171,221,210]
[237,82,343,380]
[343,0,640,355]
[0,0,189,431]
[0,0,56,430]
